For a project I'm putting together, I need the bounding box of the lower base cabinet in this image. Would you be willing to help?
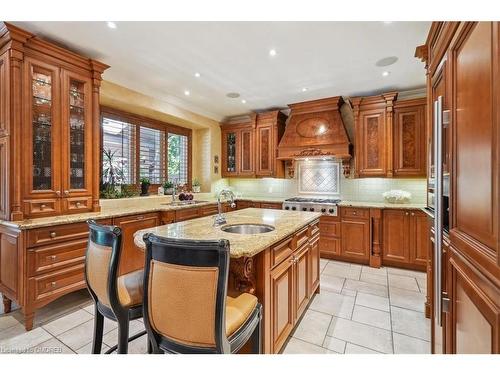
[269,224,320,353]
[319,215,341,258]
[340,207,370,263]
[382,209,428,271]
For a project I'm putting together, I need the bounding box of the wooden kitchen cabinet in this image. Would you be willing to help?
[340,207,370,263]
[393,98,427,177]
[0,23,107,221]
[221,114,256,177]
[236,200,261,210]
[255,110,287,178]
[319,215,341,258]
[352,93,397,177]
[382,209,428,271]
[113,213,159,275]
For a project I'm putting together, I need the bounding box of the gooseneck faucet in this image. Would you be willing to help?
[214,189,236,226]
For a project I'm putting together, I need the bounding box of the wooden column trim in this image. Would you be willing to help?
[351,97,361,178]
[369,208,383,268]
[9,47,24,221]
[383,92,398,178]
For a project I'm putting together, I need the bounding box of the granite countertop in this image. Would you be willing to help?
[133,208,321,258]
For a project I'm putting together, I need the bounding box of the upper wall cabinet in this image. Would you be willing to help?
[255,110,287,178]
[0,22,108,220]
[221,114,256,177]
[221,110,287,178]
[393,98,427,177]
[352,93,427,178]
[352,93,397,177]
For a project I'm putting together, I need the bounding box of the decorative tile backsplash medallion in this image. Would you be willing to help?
[298,160,340,196]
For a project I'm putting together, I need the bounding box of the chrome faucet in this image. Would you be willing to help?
[214,189,236,226]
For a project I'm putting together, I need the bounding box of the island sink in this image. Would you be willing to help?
[221,223,275,234]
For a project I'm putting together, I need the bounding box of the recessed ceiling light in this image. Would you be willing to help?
[375,56,398,67]
[226,92,240,98]
[106,21,117,29]
[241,99,247,104]
[194,72,201,78]
[184,90,190,96]
[382,71,390,77]
[269,49,277,57]
[301,88,308,92]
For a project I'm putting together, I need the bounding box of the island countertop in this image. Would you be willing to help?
[133,207,321,258]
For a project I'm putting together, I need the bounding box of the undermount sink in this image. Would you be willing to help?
[162,200,208,206]
[221,224,275,235]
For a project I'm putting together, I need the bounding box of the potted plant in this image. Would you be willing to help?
[163,180,174,195]
[192,178,201,193]
[140,177,150,196]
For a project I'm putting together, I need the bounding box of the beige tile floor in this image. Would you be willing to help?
[0,259,430,354]
[282,259,430,354]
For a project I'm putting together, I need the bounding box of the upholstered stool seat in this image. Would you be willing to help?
[143,235,263,354]
[117,269,144,308]
[226,294,258,337]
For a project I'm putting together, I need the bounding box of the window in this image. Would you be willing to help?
[101,116,136,184]
[139,126,165,184]
[100,108,191,187]
[167,133,189,185]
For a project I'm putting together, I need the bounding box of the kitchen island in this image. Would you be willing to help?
[133,208,321,353]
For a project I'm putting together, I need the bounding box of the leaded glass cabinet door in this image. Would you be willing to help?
[61,69,93,213]
[222,130,239,177]
[23,58,62,216]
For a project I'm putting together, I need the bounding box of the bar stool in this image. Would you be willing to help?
[142,234,262,354]
[85,220,148,354]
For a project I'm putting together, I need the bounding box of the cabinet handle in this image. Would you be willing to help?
[411,212,415,216]
[49,232,56,238]
[50,255,57,260]
[136,216,144,220]
[64,190,70,196]
[56,191,61,197]
[51,281,56,287]
[75,202,81,207]
[40,204,46,210]
[405,212,409,216]
[352,211,357,215]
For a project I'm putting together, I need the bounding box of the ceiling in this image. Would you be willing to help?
[15,21,431,121]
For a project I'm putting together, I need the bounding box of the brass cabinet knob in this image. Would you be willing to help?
[75,202,81,207]
[50,255,57,260]
[51,281,56,287]
[40,204,46,209]
[49,232,56,238]
[405,212,409,216]
[56,191,61,197]
[64,190,70,196]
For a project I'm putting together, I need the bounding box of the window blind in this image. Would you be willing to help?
[139,126,166,184]
[167,133,188,185]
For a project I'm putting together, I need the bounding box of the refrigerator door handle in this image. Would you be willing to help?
[434,96,444,326]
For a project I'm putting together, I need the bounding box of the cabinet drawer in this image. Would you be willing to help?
[160,211,176,225]
[309,220,320,238]
[24,199,60,216]
[28,264,86,305]
[63,197,92,212]
[28,222,89,248]
[320,221,341,237]
[341,207,369,220]
[28,239,87,276]
[175,207,200,221]
[199,204,218,217]
[320,236,341,256]
[271,236,294,268]
[294,226,309,250]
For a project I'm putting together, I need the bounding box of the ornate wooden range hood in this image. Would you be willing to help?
[277,96,353,177]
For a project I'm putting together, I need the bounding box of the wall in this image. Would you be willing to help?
[100,81,222,192]
[224,176,427,204]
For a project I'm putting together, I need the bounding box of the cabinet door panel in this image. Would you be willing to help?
[382,210,410,264]
[239,129,254,176]
[294,245,309,319]
[270,257,294,353]
[341,219,369,261]
[221,130,238,177]
[113,213,159,275]
[359,109,386,176]
[410,211,429,267]
[61,70,93,202]
[309,236,320,294]
[256,126,273,176]
[23,58,62,210]
[394,104,426,176]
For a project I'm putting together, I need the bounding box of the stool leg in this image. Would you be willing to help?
[147,337,152,354]
[251,319,262,354]
[116,316,129,354]
[92,306,104,354]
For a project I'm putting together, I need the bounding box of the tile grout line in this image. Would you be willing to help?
[388,270,396,354]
